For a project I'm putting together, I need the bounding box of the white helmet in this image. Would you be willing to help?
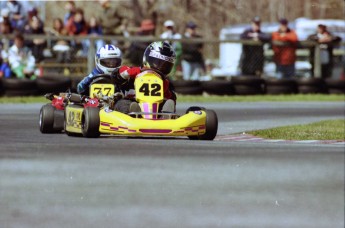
[95,44,122,74]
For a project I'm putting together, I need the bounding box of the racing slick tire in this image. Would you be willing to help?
[82,107,100,138]
[39,104,55,133]
[188,109,218,141]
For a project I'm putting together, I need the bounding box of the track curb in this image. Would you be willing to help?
[215,134,345,145]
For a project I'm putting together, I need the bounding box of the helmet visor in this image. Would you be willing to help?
[150,58,174,75]
[100,58,122,68]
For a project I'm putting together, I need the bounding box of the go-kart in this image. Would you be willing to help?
[80,70,218,140]
[39,71,218,140]
[39,75,116,135]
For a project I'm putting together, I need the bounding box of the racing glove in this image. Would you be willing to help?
[111,66,141,85]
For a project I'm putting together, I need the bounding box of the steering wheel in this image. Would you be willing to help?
[89,74,114,86]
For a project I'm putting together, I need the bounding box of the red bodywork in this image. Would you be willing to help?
[84,98,99,108]
[52,97,65,110]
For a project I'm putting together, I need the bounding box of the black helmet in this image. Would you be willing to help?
[142,41,176,75]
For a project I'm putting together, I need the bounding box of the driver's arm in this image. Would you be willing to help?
[77,73,94,95]
[111,66,141,85]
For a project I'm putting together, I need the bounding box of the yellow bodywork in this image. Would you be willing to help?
[97,70,207,136]
[99,108,206,136]
[64,105,83,133]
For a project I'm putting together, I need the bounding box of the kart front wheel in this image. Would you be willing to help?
[39,104,55,133]
[82,107,100,138]
[188,109,218,141]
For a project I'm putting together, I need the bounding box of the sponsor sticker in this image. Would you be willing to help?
[149,51,175,63]
[104,108,113,113]
[194,111,202,115]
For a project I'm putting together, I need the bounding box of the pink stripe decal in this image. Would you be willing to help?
[142,103,150,119]
[152,103,158,119]
[139,129,172,133]
[101,123,110,126]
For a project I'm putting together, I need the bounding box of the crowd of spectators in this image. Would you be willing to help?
[0,0,342,80]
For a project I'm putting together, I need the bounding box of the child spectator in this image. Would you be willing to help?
[24,14,45,63]
[47,18,72,64]
[63,1,76,26]
[65,8,88,56]
[0,50,11,78]
[86,16,105,55]
[8,33,36,79]
[1,0,26,31]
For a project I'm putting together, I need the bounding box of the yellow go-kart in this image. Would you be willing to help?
[80,70,218,140]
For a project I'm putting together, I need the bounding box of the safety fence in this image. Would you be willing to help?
[0,34,344,97]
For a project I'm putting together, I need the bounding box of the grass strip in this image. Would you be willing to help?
[249,119,345,140]
[0,94,344,103]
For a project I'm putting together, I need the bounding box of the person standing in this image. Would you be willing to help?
[307,24,341,79]
[240,16,271,76]
[160,20,182,79]
[8,33,36,79]
[271,18,298,78]
[181,21,205,81]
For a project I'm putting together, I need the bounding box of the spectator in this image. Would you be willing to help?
[125,19,155,66]
[8,33,36,79]
[181,21,205,81]
[65,8,88,56]
[271,18,298,78]
[86,15,105,53]
[1,0,26,31]
[240,16,271,76]
[98,0,127,37]
[24,14,46,63]
[46,18,72,68]
[160,20,182,79]
[0,16,13,34]
[0,49,11,78]
[307,24,342,79]
[63,1,76,26]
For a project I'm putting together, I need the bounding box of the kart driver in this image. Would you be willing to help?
[111,41,177,114]
[77,44,122,96]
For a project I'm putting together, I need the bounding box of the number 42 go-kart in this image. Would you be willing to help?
[39,70,218,140]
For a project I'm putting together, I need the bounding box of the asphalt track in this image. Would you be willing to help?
[0,101,344,228]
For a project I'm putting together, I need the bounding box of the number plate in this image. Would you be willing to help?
[135,72,163,103]
[90,84,115,98]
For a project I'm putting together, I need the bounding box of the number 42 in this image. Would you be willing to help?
[139,83,162,96]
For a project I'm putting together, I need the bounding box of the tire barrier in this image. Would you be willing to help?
[0,76,344,97]
[231,76,265,95]
[2,78,38,96]
[36,76,72,95]
[0,78,3,96]
[265,78,298,94]
[172,80,203,95]
[325,79,345,94]
[297,78,328,94]
[200,80,235,95]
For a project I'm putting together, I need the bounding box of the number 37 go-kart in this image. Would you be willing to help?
[39,70,218,140]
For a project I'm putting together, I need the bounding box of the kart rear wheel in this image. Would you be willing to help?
[82,107,100,138]
[39,104,55,133]
[188,109,218,141]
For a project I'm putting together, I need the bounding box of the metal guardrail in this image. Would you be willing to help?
[1,34,344,78]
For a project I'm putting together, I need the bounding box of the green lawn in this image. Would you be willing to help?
[0,94,344,103]
[249,119,345,140]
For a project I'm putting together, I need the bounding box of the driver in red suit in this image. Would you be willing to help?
[111,41,177,114]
